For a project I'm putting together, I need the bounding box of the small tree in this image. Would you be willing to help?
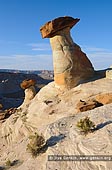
[5,159,12,167]
[27,133,45,157]
[76,116,95,135]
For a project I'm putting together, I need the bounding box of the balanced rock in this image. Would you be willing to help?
[20,79,36,109]
[20,79,36,89]
[40,16,94,90]
[40,16,80,38]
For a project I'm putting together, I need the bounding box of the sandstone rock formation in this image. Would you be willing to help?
[20,79,36,89]
[95,93,112,104]
[40,16,94,89]
[0,16,112,170]
[76,99,103,112]
[0,77,112,169]
[19,79,36,109]
[106,66,112,79]
[76,92,112,112]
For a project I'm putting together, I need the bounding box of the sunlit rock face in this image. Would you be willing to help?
[40,16,94,90]
[106,66,112,79]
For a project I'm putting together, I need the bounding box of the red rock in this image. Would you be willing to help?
[20,79,36,89]
[95,93,112,104]
[77,99,103,112]
[40,16,80,38]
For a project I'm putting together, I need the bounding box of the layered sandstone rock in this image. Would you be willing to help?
[95,93,112,105]
[76,99,103,112]
[40,16,94,89]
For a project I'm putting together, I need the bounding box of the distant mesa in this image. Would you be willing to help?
[40,16,94,90]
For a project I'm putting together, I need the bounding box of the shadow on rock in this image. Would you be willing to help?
[95,120,112,130]
[39,134,66,154]
[0,167,5,170]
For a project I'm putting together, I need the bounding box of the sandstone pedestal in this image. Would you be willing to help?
[19,79,36,108]
[40,16,94,90]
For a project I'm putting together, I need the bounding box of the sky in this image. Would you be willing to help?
[0,0,112,70]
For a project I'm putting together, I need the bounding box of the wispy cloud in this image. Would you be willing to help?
[0,54,53,70]
[0,45,111,71]
[81,46,112,70]
[81,46,109,52]
[0,40,20,45]
[27,43,51,51]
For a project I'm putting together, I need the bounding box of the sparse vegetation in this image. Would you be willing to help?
[21,111,28,122]
[5,159,12,167]
[76,116,96,135]
[27,132,45,157]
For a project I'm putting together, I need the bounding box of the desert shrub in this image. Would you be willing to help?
[5,159,12,167]
[27,132,45,157]
[76,116,95,135]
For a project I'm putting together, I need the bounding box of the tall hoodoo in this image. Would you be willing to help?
[40,16,94,90]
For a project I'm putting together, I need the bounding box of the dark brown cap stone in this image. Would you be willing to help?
[40,16,80,38]
[20,79,36,89]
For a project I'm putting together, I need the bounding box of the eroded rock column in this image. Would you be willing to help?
[40,16,94,90]
[19,79,36,108]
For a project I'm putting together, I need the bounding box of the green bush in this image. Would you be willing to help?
[76,116,95,135]
[27,133,45,157]
[5,159,12,167]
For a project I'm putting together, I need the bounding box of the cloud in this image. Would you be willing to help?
[0,54,53,70]
[81,46,112,70]
[81,46,109,52]
[0,45,111,71]
[0,40,19,45]
[27,43,51,51]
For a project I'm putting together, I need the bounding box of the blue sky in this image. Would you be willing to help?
[0,0,112,70]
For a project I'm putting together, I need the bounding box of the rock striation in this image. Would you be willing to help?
[76,99,103,112]
[0,77,112,170]
[40,16,94,90]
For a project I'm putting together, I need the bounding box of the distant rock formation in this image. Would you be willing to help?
[40,16,94,90]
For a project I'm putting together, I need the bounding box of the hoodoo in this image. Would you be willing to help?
[40,16,94,90]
